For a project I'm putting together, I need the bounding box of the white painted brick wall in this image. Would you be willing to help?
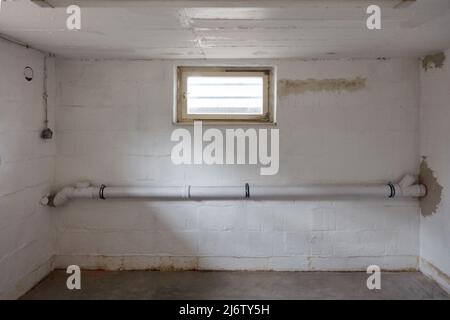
[419,48,450,292]
[54,57,421,271]
[0,40,56,299]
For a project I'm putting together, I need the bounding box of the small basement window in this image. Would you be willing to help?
[176,67,275,124]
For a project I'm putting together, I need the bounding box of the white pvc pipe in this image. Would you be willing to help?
[41,175,426,207]
[189,186,246,200]
[104,187,189,199]
[250,185,392,199]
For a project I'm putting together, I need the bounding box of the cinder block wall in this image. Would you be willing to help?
[53,58,421,271]
[419,48,450,292]
[0,39,56,299]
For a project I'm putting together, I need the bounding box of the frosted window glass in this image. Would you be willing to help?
[186,76,264,115]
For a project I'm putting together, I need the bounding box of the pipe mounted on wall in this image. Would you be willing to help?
[40,175,426,207]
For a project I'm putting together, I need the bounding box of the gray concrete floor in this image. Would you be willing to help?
[21,270,449,300]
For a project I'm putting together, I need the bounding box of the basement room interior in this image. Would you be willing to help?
[0,0,449,303]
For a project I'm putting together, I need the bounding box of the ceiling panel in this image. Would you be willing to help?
[0,0,449,59]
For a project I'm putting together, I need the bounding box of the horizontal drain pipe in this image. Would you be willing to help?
[40,175,426,207]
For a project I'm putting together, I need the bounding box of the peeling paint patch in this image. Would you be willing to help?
[422,52,446,71]
[419,158,443,216]
[278,77,366,96]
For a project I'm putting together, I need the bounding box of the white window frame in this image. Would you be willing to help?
[175,66,276,124]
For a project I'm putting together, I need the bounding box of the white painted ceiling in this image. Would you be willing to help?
[0,0,449,59]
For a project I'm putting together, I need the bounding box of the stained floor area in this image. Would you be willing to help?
[21,270,449,300]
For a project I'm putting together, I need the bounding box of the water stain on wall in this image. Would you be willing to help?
[278,77,366,96]
[422,52,446,71]
[419,158,443,216]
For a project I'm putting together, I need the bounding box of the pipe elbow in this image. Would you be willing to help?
[52,186,75,207]
[398,174,417,188]
[388,175,426,198]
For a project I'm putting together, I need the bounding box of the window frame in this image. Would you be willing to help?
[175,66,275,124]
